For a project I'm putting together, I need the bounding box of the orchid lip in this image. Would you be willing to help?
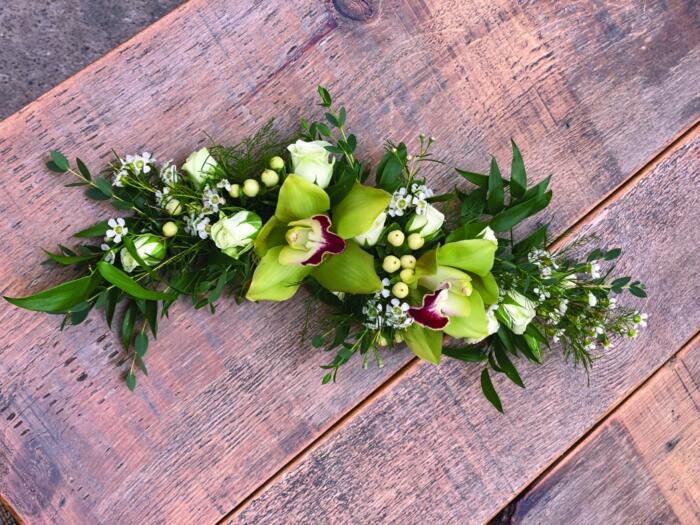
[408,285,449,330]
[301,215,345,266]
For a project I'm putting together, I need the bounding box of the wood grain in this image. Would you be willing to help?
[0,0,698,523]
[231,130,700,524]
[497,334,700,525]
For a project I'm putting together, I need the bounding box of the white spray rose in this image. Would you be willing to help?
[464,305,500,344]
[478,226,498,245]
[406,204,445,237]
[498,290,537,335]
[354,212,387,247]
[210,210,262,259]
[182,147,218,189]
[119,234,166,273]
[287,140,335,188]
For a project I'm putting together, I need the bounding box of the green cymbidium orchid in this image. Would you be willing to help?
[405,238,499,363]
[246,175,390,301]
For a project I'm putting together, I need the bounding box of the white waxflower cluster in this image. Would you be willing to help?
[532,286,551,303]
[184,212,211,239]
[545,297,569,325]
[112,152,156,187]
[202,184,226,213]
[388,183,434,217]
[105,218,128,244]
[154,186,171,207]
[159,161,180,186]
[217,179,233,193]
[362,280,413,330]
[528,248,560,277]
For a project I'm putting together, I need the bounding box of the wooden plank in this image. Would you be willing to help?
[494,334,700,525]
[230,130,700,524]
[0,0,698,523]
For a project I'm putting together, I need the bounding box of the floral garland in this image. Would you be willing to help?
[5,87,648,411]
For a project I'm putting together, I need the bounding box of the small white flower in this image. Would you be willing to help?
[184,212,211,239]
[589,261,601,279]
[130,152,154,174]
[635,312,649,328]
[588,292,598,307]
[217,179,232,191]
[388,187,413,217]
[541,266,552,277]
[380,278,391,298]
[202,185,226,213]
[558,299,568,315]
[100,243,115,264]
[113,169,128,187]
[105,218,128,244]
[414,198,428,215]
[160,161,180,186]
[609,297,618,309]
[155,187,170,206]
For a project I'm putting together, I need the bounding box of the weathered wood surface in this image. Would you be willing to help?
[0,0,698,523]
[231,130,700,524]
[497,334,700,525]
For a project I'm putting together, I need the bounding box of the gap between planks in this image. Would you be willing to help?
[220,116,700,524]
[485,328,700,525]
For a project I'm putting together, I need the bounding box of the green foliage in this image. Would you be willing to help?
[6,91,648,407]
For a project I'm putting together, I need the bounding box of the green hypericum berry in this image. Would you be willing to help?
[387,230,405,247]
[162,221,178,237]
[400,255,416,269]
[228,184,241,198]
[392,282,409,298]
[243,179,260,197]
[407,233,424,250]
[269,156,285,171]
[382,255,401,273]
[261,169,279,187]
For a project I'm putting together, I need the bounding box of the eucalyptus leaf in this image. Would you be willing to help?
[494,346,524,387]
[487,157,504,214]
[76,158,91,181]
[135,332,149,358]
[480,369,503,412]
[489,191,552,232]
[4,275,97,313]
[75,220,110,238]
[47,150,69,172]
[43,249,99,266]
[97,262,175,301]
[94,177,113,197]
[510,140,527,200]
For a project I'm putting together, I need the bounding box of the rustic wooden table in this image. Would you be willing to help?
[1,1,698,524]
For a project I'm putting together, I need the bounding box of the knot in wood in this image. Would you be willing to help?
[333,0,377,22]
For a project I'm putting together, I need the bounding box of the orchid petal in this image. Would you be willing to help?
[254,216,287,257]
[419,265,472,295]
[275,174,330,223]
[443,291,489,339]
[408,288,449,330]
[332,183,391,239]
[246,246,312,301]
[403,323,443,364]
[413,248,438,282]
[278,215,345,267]
[311,240,381,294]
[471,271,499,304]
[437,239,497,276]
